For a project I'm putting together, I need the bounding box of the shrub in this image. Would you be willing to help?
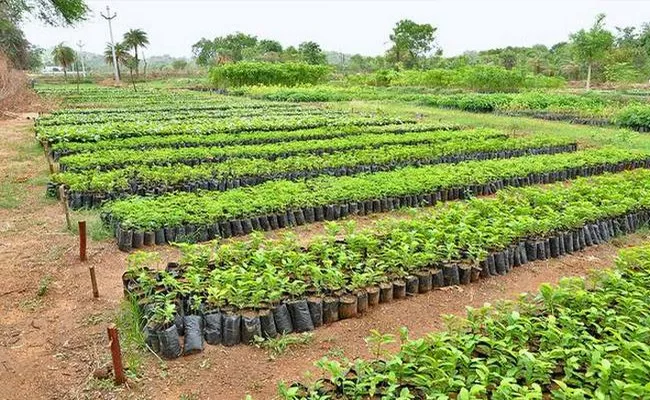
[209,62,332,88]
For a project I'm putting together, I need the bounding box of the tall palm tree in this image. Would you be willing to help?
[123,28,149,77]
[104,42,130,79]
[51,43,76,82]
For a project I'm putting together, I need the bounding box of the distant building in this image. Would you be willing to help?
[41,66,66,74]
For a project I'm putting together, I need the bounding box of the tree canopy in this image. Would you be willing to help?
[1,0,88,69]
[387,19,437,68]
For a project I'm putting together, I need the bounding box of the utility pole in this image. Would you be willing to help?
[76,41,86,77]
[100,5,120,83]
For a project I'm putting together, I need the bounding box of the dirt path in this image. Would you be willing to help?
[0,115,645,400]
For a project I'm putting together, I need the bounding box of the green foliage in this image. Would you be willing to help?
[125,169,650,309]
[298,41,326,65]
[253,333,314,359]
[388,19,437,68]
[209,62,331,87]
[281,244,650,398]
[613,105,650,131]
[1,0,87,68]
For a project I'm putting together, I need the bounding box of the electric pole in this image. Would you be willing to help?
[76,41,86,77]
[100,5,120,83]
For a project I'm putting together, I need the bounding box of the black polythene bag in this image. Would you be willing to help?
[287,299,314,332]
[405,276,419,295]
[117,228,133,252]
[322,297,340,324]
[203,311,222,345]
[145,326,160,353]
[273,303,294,334]
[157,325,182,359]
[241,314,262,344]
[222,313,242,346]
[183,315,204,355]
[174,312,185,336]
[307,297,323,328]
[259,309,278,338]
[154,229,165,245]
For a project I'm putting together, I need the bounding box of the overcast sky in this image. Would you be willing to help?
[20,0,650,59]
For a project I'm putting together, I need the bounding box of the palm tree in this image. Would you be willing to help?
[104,42,130,79]
[123,28,149,77]
[51,43,76,82]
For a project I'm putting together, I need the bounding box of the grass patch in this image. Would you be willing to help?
[253,332,314,360]
[115,295,148,378]
[0,184,20,209]
[69,210,114,241]
[332,100,650,152]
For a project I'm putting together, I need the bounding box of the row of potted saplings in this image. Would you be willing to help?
[131,209,650,359]
[108,154,645,252]
[51,141,577,211]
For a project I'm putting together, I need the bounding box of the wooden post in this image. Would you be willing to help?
[79,221,87,261]
[58,186,71,230]
[42,144,54,174]
[89,266,99,298]
[107,324,126,385]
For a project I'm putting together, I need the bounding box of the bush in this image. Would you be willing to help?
[209,62,332,88]
[348,65,565,92]
[613,105,650,131]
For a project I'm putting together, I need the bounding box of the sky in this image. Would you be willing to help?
[21,0,650,59]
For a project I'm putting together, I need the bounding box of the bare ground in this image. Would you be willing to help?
[0,115,645,400]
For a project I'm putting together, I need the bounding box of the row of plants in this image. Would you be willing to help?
[126,169,650,355]
[280,244,650,398]
[54,136,577,208]
[230,86,650,130]
[36,103,312,127]
[56,128,506,172]
[49,122,454,159]
[105,141,638,248]
[44,99,260,116]
[37,114,409,144]
[50,128,512,203]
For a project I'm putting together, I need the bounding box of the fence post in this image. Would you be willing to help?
[58,186,71,230]
[107,324,126,385]
[79,220,87,261]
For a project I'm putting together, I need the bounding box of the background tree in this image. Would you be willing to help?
[387,19,436,68]
[298,41,326,64]
[570,13,614,89]
[123,28,149,77]
[51,43,75,81]
[1,0,88,68]
[191,38,217,67]
[104,42,129,79]
[258,39,283,54]
[214,32,258,62]
[171,59,188,71]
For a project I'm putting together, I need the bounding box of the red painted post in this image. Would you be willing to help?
[79,220,87,261]
[107,324,126,385]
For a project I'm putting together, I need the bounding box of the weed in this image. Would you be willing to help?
[80,313,105,326]
[253,332,314,360]
[325,346,345,359]
[37,274,52,297]
[19,297,42,311]
[84,377,115,392]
